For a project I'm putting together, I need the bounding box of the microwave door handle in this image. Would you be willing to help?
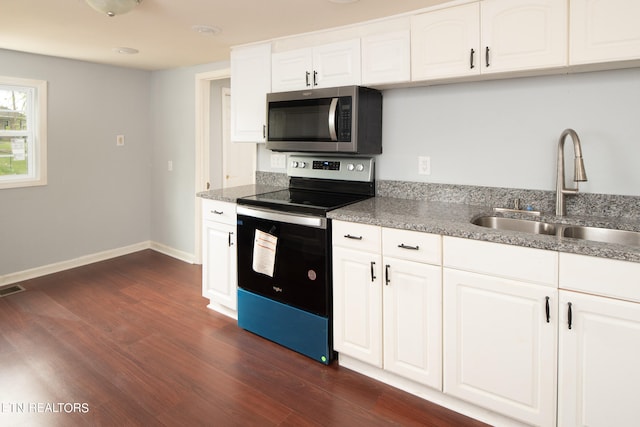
[328,97,339,141]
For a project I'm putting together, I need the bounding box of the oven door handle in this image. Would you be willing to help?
[237,206,327,229]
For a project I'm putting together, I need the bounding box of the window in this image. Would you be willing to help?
[0,76,47,189]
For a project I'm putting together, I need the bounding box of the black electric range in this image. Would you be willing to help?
[235,154,375,365]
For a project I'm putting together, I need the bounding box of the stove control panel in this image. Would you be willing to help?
[288,155,374,182]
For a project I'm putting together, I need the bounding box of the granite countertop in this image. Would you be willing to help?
[328,196,640,263]
[197,184,285,203]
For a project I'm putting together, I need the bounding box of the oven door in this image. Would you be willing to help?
[236,206,331,317]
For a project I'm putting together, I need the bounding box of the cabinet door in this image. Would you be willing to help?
[202,221,237,310]
[271,48,313,92]
[481,0,567,73]
[313,39,361,88]
[383,257,442,389]
[570,0,640,65]
[362,31,411,85]
[230,43,271,142]
[443,269,557,427]
[411,3,480,81]
[558,290,640,426]
[333,246,383,367]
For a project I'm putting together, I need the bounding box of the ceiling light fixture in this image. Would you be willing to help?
[85,0,143,17]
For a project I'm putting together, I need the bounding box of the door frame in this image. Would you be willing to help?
[194,68,230,264]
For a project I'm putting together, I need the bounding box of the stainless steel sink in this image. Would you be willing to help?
[472,215,640,247]
[472,216,557,236]
[562,226,640,247]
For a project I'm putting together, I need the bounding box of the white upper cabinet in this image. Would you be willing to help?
[570,0,640,65]
[272,39,361,92]
[411,3,480,80]
[230,43,271,142]
[481,0,568,74]
[271,48,313,92]
[412,0,568,82]
[362,30,411,85]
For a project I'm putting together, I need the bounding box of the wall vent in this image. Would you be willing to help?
[0,284,26,298]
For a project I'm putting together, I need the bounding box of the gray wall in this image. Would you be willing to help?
[0,49,152,276]
[259,68,640,197]
[149,62,229,258]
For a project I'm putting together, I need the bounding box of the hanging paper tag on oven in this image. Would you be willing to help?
[253,229,278,277]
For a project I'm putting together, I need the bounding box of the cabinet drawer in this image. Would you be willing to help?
[382,228,441,265]
[202,199,237,225]
[332,220,381,252]
[559,253,640,303]
[443,236,557,286]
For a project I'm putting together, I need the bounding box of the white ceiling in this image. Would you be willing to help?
[2,0,450,71]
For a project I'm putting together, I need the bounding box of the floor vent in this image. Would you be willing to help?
[0,284,26,298]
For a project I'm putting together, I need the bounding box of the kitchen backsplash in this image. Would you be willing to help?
[255,172,640,221]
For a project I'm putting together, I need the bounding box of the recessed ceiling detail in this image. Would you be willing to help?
[192,25,222,36]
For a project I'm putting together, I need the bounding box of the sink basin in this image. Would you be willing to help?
[472,216,557,236]
[562,226,640,247]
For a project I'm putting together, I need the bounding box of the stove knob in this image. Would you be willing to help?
[347,163,355,171]
[299,161,307,168]
[356,164,365,172]
[291,161,299,168]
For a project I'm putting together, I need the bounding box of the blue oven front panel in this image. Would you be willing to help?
[237,289,333,365]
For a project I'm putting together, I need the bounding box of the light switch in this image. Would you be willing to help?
[116,135,125,146]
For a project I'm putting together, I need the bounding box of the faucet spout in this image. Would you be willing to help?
[556,128,587,216]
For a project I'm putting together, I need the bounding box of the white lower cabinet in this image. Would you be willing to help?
[332,221,442,389]
[558,253,640,427]
[201,199,237,317]
[383,256,442,389]
[558,290,640,427]
[333,244,383,366]
[442,237,558,427]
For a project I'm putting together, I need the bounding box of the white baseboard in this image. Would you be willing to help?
[0,241,196,287]
[150,241,196,264]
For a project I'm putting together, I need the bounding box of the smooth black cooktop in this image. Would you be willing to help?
[237,188,371,216]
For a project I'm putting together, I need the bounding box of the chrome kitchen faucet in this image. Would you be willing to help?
[556,128,587,216]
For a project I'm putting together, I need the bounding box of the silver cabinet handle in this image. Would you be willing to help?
[485,46,490,67]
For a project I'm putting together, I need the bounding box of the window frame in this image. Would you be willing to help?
[0,76,47,189]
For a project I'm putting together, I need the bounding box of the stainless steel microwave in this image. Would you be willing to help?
[266,86,382,154]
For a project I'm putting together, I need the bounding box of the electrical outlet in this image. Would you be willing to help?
[116,135,125,146]
[418,156,431,175]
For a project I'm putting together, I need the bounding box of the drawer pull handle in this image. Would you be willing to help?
[370,261,376,282]
[385,264,391,286]
[470,48,475,69]
[398,243,419,251]
[344,234,363,240]
[212,210,224,215]
[545,296,550,323]
[485,46,490,67]
[567,302,573,330]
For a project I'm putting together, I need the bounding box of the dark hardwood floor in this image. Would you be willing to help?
[0,250,489,426]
